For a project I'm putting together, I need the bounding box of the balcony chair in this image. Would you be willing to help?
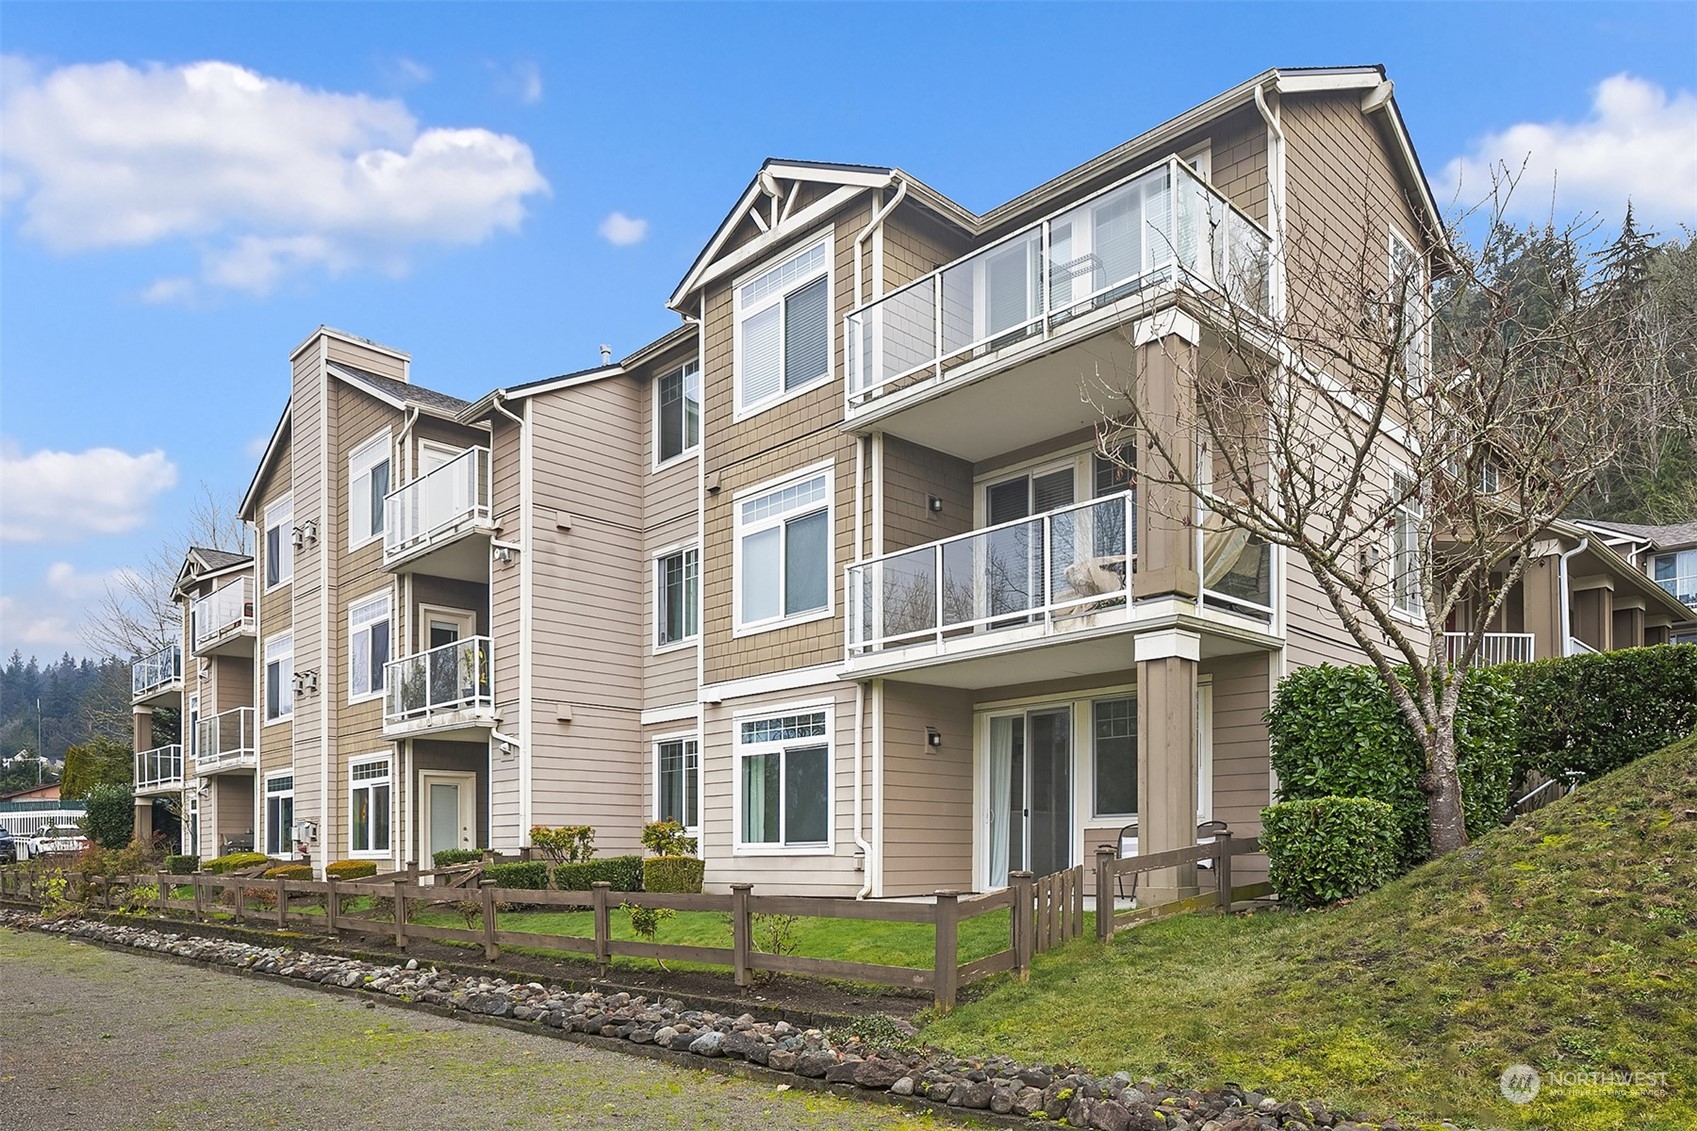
[1111,819,1232,905]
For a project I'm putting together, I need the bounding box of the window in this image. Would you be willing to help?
[348,591,391,700]
[657,547,699,647]
[1389,229,1426,391]
[349,758,391,855]
[264,631,294,722]
[738,709,829,848]
[1093,697,1137,818]
[657,360,701,463]
[735,238,830,414]
[656,737,700,831]
[1653,549,1697,608]
[264,774,294,856]
[349,432,392,549]
[264,495,293,590]
[737,469,831,629]
[1392,474,1423,616]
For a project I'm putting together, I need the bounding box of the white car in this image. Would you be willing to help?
[19,823,89,859]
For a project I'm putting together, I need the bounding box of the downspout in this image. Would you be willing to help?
[1558,537,1589,657]
[853,177,908,308]
[853,683,873,898]
[1252,84,1287,320]
[490,391,529,847]
[396,406,420,481]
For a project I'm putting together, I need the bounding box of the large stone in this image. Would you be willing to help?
[1090,1100,1132,1131]
[794,1050,836,1078]
[688,1031,725,1057]
[853,1060,907,1090]
[766,1049,798,1073]
[825,1062,861,1084]
[1013,1087,1046,1117]
[889,1077,915,1097]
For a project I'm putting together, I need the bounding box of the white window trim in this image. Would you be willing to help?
[347,588,394,704]
[263,630,294,726]
[1388,226,1426,394]
[1389,468,1424,622]
[653,541,701,654]
[732,461,835,637]
[731,700,834,857]
[1653,549,1697,607]
[653,358,703,471]
[1089,694,1138,821]
[1181,141,1213,182]
[348,429,393,552]
[347,753,393,860]
[263,494,294,592]
[731,230,835,423]
[651,730,702,839]
[263,771,295,858]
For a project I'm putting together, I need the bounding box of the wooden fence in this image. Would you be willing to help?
[1093,832,1273,941]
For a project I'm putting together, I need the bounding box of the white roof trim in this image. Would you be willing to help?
[238,402,291,519]
[683,185,866,302]
[1274,71,1383,94]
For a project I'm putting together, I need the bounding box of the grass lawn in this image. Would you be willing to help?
[922,735,1697,1131]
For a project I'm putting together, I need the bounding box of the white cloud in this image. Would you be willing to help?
[0,595,78,652]
[1444,74,1697,231]
[391,57,433,86]
[0,56,551,295]
[0,440,178,542]
[512,61,543,105]
[45,561,138,599]
[598,211,649,247]
[244,434,271,460]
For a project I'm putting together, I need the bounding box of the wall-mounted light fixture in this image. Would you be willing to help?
[492,539,522,565]
[925,726,943,751]
[290,526,306,549]
[928,496,943,514]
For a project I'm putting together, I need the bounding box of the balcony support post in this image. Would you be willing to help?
[1134,630,1202,907]
[1132,339,1200,600]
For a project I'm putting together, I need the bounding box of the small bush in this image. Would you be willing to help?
[83,783,136,849]
[484,861,550,890]
[263,864,313,880]
[432,848,483,869]
[324,859,378,880]
[643,856,704,894]
[554,855,643,892]
[640,820,698,858]
[121,883,160,914]
[1261,797,1400,908]
[165,854,199,875]
[1503,644,1697,780]
[203,851,271,875]
[530,824,595,864]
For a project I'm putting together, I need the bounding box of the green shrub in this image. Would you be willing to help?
[642,856,704,894]
[1503,644,1697,780]
[82,783,136,849]
[1267,664,1519,866]
[554,855,643,892]
[165,854,199,875]
[324,859,378,880]
[431,848,483,868]
[203,851,272,875]
[484,861,550,890]
[529,824,595,864]
[120,882,160,914]
[1260,797,1400,908]
[263,864,313,880]
[640,820,698,858]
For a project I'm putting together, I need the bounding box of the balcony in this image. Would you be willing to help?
[134,745,184,796]
[383,446,494,580]
[192,576,255,656]
[195,707,257,774]
[383,635,495,738]
[131,643,183,706]
[843,156,1270,459]
[1443,632,1535,667]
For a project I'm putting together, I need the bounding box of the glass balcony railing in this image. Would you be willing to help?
[1199,521,1274,620]
[384,446,492,561]
[384,635,493,724]
[196,707,257,772]
[845,156,1270,410]
[135,745,184,793]
[847,492,1135,657]
[1443,632,1534,667]
[132,643,182,699]
[192,576,254,651]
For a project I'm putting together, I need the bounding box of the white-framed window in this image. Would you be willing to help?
[264,630,294,723]
[1391,473,1423,616]
[263,494,294,590]
[656,360,701,465]
[348,431,392,549]
[1653,549,1697,608]
[348,590,392,702]
[1092,696,1137,819]
[735,466,832,631]
[264,773,294,856]
[348,756,392,857]
[1389,228,1426,392]
[655,735,700,833]
[734,236,831,416]
[736,707,831,851]
[656,546,699,648]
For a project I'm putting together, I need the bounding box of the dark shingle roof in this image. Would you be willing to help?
[329,363,472,417]
[190,547,252,570]
[1583,519,1697,552]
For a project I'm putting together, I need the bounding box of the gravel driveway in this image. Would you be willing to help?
[0,928,943,1131]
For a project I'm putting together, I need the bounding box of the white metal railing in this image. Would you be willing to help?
[847,492,1135,656]
[1566,635,1601,657]
[132,643,182,698]
[845,156,1270,409]
[134,745,184,792]
[196,707,257,771]
[385,635,493,723]
[192,576,255,650]
[1443,632,1535,667]
[385,446,492,559]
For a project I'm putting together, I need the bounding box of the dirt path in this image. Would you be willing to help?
[0,928,945,1131]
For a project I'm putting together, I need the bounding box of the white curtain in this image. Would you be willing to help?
[987,717,1014,887]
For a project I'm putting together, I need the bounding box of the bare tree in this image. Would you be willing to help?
[1091,170,1671,856]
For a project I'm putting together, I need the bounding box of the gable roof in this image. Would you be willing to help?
[172,545,253,599]
[457,323,699,423]
[1580,519,1697,553]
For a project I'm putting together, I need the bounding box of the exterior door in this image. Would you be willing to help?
[422,608,474,709]
[420,771,476,860]
[986,706,1074,886]
[984,468,1075,622]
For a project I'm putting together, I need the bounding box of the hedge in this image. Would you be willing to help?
[1267,663,1519,867]
[262,863,313,880]
[1261,796,1400,908]
[203,851,272,875]
[484,861,550,890]
[324,860,378,880]
[82,783,136,849]
[554,855,643,892]
[164,854,199,875]
[1502,644,1697,779]
[642,856,704,894]
[431,848,484,869]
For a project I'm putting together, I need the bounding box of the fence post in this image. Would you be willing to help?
[275,876,287,929]
[408,860,419,885]
[1010,871,1034,981]
[591,881,611,975]
[1071,864,1085,939]
[730,883,753,987]
[232,875,246,925]
[324,875,338,936]
[392,878,408,949]
[192,873,204,921]
[156,870,170,915]
[933,891,961,1013]
[1214,832,1234,912]
[480,879,499,960]
[1095,847,1116,943]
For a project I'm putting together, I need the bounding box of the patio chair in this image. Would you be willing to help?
[1115,820,1232,905]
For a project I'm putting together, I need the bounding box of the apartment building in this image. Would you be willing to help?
[129,63,1685,899]
[1575,520,1697,645]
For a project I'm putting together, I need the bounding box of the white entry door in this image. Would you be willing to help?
[420,771,476,859]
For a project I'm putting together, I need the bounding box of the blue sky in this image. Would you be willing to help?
[3,1,1694,660]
